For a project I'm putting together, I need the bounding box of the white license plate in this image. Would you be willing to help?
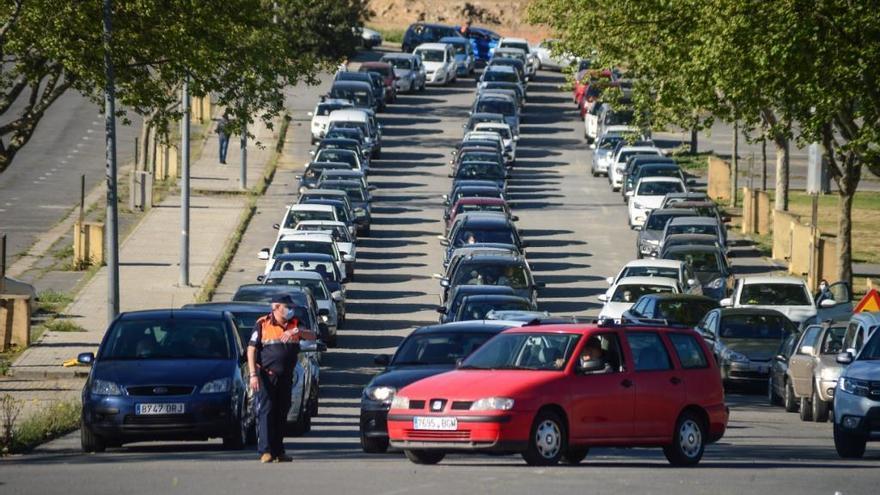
[413,416,457,431]
[136,403,185,415]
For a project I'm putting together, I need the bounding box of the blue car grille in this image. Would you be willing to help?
[123,414,196,426]
[126,385,195,396]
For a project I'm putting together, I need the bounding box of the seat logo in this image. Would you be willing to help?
[153,387,168,395]
[431,400,444,411]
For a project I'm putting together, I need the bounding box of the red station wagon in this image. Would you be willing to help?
[387,322,728,466]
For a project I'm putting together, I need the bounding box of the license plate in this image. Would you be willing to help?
[136,403,185,415]
[413,416,457,431]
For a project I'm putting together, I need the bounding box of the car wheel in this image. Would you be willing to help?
[767,376,781,406]
[812,388,829,423]
[522,409,565,466]
[784,380,798,412]
[404,449,445,464]
[562,446,589,465]
[799,396,813,421]
[663,411,706,466]
[833,423,866,458]
[222,411,247,450]
[80,421,107,453]
[309,382,319,417]
[361,434,390,454]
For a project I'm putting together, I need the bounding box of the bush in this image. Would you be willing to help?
[1,397,81,454]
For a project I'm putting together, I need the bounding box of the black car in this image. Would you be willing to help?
[317,179,372,236]
[328,81,376,112]
[359,320,521,453]
[231,284,330,343]
[335,72,385,111]
[622,293,719,327]
[661,244,731,300]
[401,22,462,52]
[659,234,723,256]
[297,162,351,192]
[437,284,518,324]
[695,307,797,386]
[450,161,508,190]
[622,155,676,198]
[768,329,802,412]
[453,294,535,322]
[443,213,525,264]
[79,309,249,451]
[636,208,698,258]
[440,252,543,305]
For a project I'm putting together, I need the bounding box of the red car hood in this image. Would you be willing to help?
[398,368,561,401]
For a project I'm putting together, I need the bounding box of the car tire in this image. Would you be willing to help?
[404,449,445,465]
[784,380,798,412]
[799,396,813,421]
[812,388,829,423]
[522,409,565,466]
[361,434,390,454]
[222,415,247,450]
[663,411,706,467]
[562,446,589,465]
[80,421,106,453]
[309,382,319,417]
[833,423,866,458]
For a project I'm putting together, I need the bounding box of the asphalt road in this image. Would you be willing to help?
[0,91,140,259]
[3,56,878,494]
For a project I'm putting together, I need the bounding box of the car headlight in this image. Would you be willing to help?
[722,349,749,363]
[707,278,725,289]
[839,377,870,397]
[91,379,122,396]
[365,386,396,402]
[820,368,841,382]
[470,397,515,411]
[320,314,330,323]
[390,395,410,409]
[354,207,366,215]
[201,377,231,394]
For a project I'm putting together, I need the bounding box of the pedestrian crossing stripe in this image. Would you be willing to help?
[853,289,880,313]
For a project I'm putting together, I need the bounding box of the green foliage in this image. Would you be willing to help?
[0,398,80,454]
[42,319,86,333]
[36,290,73,314]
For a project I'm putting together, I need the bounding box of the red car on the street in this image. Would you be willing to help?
[359,62,398,103]
[574,68,616,115]
[387,322,728,466]
[445,197,516,231]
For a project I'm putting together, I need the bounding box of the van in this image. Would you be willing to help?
[327,109,382,159]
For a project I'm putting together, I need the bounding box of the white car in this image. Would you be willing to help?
[590,126,643,177]
[597,275,680,320]
[498,38,538,75]
[293,220,356,265]
[532,39,573,71]
[262,270,343,345]
[722,276,852,327]
[473,122,517,162]
[583,102,606,143]
[413,43,456,85]
[628,177,686,229]
[606,259,701,297]
[258,232,352,281]
[609,145,662,190]
[380,53,426,93]
[307,99,353,143]
[274,204,338,241]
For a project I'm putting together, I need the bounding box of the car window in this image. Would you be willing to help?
[740,283,811,306]
[668,224,717,236]
[780,332,799,358]
[462,333,581,371]
[264,277,328,300]
[611,283,675,303]
[668,333,708,369]
[273,260,338,281]
[460,299,531,320]
[102,319,231,360]
[451,263,528,289]
[858,329,880,360]
[393,332,498,365]
[637,181,684,196]
[719,314,790,339]
[798,326,823,353]
[666,251,721,272]
[621,266,679,279]
[273,240,333,258]
[819,326,847,354]
[626,332,673,371]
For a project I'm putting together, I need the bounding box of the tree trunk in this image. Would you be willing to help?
[137,120,150,171]
[730,122,738,207]
[689,127,698,154]
[773,136,789,211]
[835,153,860,288]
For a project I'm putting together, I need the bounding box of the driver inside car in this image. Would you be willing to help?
[578,338,613,374]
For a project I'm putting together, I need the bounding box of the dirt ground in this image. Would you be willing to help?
[367,0,550,41]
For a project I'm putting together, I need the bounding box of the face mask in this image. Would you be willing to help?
[285,308,296,322]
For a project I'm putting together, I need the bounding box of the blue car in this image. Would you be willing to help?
[79,309,249,452]
[439,36,475,77]
[458,26,500,62]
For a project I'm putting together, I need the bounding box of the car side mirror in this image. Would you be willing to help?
[272,223,280,230]
[577,359,606,374]
[343,254,354,263]
[597,294,608,302]
[309,150,315,156]
[341,277,350,284]
[534,281,546,289]
[589,143,596,150]
[448,173,455,178]
[775,353,787,362]
[258,249,270,260]
[436,306,447,314]
[256,275,265,282]
[440,279,450,288]
[513,136,520,142]
[632,225,642,231]
[77,352,95,365]
[374,354,391,366]
[317,323,330,339]
[510,215,519,221]
[687,278,697,286]
[439,239,450,246]
[331,291,343,301]
[719,297,733,307]
[606,276,614,285]
[820,298,837,308]
[836,351,854,365]
[318,308,330,317]
[368,185,378,191]
[702,331,715,341]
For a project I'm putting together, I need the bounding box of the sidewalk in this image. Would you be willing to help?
[5,114,280,385]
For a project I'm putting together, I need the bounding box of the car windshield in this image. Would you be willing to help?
[273,260,338,281]
[452,263,529,289]
[453,227,515,247]
[612,284,674,303]
[384,58,413,70]
[295,224,351,243]
[101,319,230,360]
[479,127,511,139]
[460,151,500,163]
[719,314,791,340]
[645,213,692,231]
[607,110,634,126]
[460,299,530,320]
[362,66,391,77]
[652,300,718,326]
[457,204,505,215]
[668,224,717,236]
[329,88,370,106]
[621,266,679,279]
[638,181,684,196]
[325,129,364,141]
[229,312,263,344]
[315,149,357,168]
[285,210,334,228]
[476,99,515,116]
[457,162,505,180]
[858,331,880,360]
[273,240,334,258]
[666,251,721,272]
[462,333,580,371]
[484,70,519,83]
[619,150,659,163]
[639,168,681,180]
[740,283,811,306]
[264,277,328,300]
[417,49,445,62]
[393,332,498,365]
[454,190,503,202]
[820,326,847,354]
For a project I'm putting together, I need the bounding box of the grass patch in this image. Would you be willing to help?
[36,291,73,314]
[42,319,86,333]
[672,152,712,173]
[369,26,404,44]
[1,397,81,454]
[0,347,25,376]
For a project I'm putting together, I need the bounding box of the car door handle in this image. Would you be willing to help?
[621,379,633,388]
[670,377,682,385]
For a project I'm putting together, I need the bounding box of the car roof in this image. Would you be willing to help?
[500,322,697,335]
[718,307,790,317]
[416,42,451,50]
[485,65,515,73]
[500,37,529,43]
[639,163,680,170]
[439,36,468,44]
[266,270,323,280]
[359,61,391,68]
[183,301,271,313]
[668,216,720,226]
[319,138,360,146]
[637,177,683,183]
[664,233,720,242]
[615,276,679,286]
[289,203,334,212]
[295,220,346,227]
[650,208,698,217]
[412,320,523,335]
[316,99,353,107]
[619,146,660,153]
[851,312,880,326]
[740,276,807,285]
[117,308,228,321]
[454,197,506,205]
[274,253,334,261]
[278,232,333,242]
[638,293,719,302]
[331,81,372,90]
[302,188,347,196]
[461,294,531,303]
[623,259,683,269]
[381,53,418,60]
[663,244,722,254]
[328,109,370,120]
[470,112,504,120]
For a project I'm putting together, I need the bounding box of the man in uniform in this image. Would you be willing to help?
[247,294,316,463]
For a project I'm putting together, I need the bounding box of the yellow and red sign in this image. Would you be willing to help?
[854,289,880,313]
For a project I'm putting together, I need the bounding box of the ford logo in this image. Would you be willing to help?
[153,387,168,395]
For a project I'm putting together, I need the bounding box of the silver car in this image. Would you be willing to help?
[380,53,426,93]
[833,328,880,458]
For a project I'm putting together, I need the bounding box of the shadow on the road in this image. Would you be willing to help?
[355,250,427,260]
[355,261,428,271]
[345,289,426,300]
[369,216,440,226]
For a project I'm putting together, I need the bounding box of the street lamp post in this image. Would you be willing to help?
[180,76,190,286]
[103,0,120,322]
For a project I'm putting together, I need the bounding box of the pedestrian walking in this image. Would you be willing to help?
[247,294,316,463]
[215,110,231,164]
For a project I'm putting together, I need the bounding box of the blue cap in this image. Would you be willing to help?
[270,294,296,306]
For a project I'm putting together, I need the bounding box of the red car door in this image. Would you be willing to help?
[625,331,686,440]
[568,332,634,441]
